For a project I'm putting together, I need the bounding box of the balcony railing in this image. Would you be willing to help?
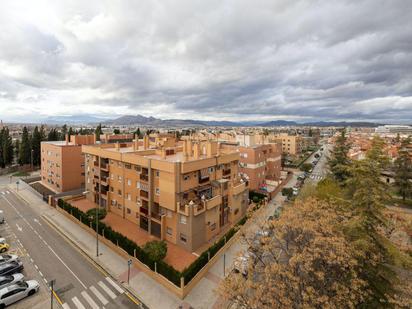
[140,174,149,182]
[223,169,231,176]
[140,190,149,199]
[202,194,222,210]
[140,207,149,216]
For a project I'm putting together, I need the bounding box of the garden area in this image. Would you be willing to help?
[57,198,258,287]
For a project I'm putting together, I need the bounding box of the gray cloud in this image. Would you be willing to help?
[0,0,411,123]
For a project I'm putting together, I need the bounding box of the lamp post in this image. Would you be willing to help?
[31,149,34,171]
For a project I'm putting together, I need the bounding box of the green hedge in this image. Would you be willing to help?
[58,198,251,287]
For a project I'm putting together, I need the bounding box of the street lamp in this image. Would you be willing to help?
[31,149,34,171]
[84,188,99,257]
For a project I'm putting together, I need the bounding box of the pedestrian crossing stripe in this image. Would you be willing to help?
[81,291,99,309]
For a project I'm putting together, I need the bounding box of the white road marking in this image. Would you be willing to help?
[43,278,48,284]
[90,285,109,305]
[62,304,71,309]
[81,291,100,309]
[1,192,4,195]
[5,191,9,194]
[2,195,87,289]
[34,264,39,270]
[98,281,116,299]
[105,277,124,294]
[15,223,22,232]
[72,296,86,309]
[34,218,42,226]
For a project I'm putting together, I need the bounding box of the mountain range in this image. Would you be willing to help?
[45,114,383,127]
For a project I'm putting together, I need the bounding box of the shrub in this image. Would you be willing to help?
[86,208,107,220]
[300,163,313,173]
[282,187,294,198]
[143,240,167,262]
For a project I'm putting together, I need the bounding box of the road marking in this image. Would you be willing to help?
[43,278,48,284]
[81,291,100,309]
[5,191,9,194]
[72,296,86,309]
[98,281,116,299]
[15,223,22,232]
[105,277,124,294]
[34,264,39,270]
[39,271,43,277]
[62,304,71,309]
[2,195,87,289]
[34,218,42,226]
[90,285,109,305]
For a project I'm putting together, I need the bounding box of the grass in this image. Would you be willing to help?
[12,171,30,177]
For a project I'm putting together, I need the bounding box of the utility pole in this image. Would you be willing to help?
[127,259,132,284]
[49,279,56,309]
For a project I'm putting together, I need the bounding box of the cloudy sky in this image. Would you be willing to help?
[0,0,411,123]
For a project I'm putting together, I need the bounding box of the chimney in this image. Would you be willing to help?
[193,143,200,159]
[133,138,139,151]
[187,140,193,157]
[183,140,188,158]
[143,135,149,150]
[115,142,120,151]
[65,134,69,145]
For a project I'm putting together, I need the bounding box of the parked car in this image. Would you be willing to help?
[0,244,9,254]
[0,239,5,245]
[233,252,255,276]
[0,255,19,265]
[0,274,24,290]
[0,280,39,308]
[0,261,23,276]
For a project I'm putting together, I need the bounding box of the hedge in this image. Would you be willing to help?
[58,198,252,287]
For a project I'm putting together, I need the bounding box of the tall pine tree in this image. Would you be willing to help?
[394,138,412,201]
[328,129,351,184]
[19,126,31,165]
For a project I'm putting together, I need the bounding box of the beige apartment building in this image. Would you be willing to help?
[82,136,249,252]
[270,133,303,155]
[237,143,282,192]
[41,135,96,193]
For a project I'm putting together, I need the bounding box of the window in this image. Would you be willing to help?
[127,193,131,201]
[180,233,187,243]
[127,208,131,214]
[118,189,122,196]
[125,163,131,169]
[118,175,122,182]
[127,179,131,186]
[167,210,173,218]
[210,223,216,231]
[111,174,114,180]
[208,167,214,173]
[155,188,160,195]
[166,227,172,235]
[117,162,122,167]
[110,186,114,192]
[155,170,160,177]
[134,165,141,172]
[183,174,190,181]
[179,215,187,224]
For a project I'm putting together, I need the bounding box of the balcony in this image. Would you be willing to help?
[151,212,161,221]
[140,174,149,182]
[178,202,190,216]
[140,206,149,216]
[140,190,149,199]
[193,203,205,216]
[202,194,222,210]
[231,182,246,195]
[223,169,231,176]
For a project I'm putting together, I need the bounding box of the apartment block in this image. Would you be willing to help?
[237,143,282,192]
[271,133,303,155]
[41,135,96,193]
[82,137,249,252]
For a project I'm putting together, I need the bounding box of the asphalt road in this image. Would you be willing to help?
[0,189,141,309]
[306,142,332,183]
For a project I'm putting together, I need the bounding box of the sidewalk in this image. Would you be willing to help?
[7,173,297,309]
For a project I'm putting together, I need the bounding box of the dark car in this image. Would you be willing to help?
[0,262,23,276]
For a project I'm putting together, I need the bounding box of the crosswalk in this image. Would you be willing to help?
[309,174,324,181]
[0,190,10,195]
[62,277,124,309]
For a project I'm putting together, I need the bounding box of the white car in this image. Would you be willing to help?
[0,280,39,308]
[0,240,5,246]
[0,255,19,265]
[0,274,24,290]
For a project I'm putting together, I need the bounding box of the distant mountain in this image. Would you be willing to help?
[106,114,243,127]
[259,120,298,126]
[260,120,382,127]
[46,115,110,124]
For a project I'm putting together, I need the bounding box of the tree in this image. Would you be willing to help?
[60,124,68,141]
[31,126,42,166]
[113,128,120,135]
[0,127,13,168]
[394,140,412,201]
[328,130,351,184]
[143,240,167,262]
[95,123,102,141]
[219,198,367,309]
[134,127,142,139]
[48,128,59,141]
[67,127,74,138]
[19,126,31,165]
[300,162,312,173]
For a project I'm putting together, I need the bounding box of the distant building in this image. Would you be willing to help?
[41,135,96,193]
[270,133,302,155]
[375,125,412,135]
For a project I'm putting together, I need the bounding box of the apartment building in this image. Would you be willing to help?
[237,143,282,192]
[41,135,96,193]
[270,133,303,155]
[82,137,249,252]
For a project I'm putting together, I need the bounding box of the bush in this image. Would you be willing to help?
[86,208,107,220]
[143,240,167,262]
[282,187,294,198]
[300,163,313,173]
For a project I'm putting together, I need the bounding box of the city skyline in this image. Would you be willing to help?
[1,0,411,123]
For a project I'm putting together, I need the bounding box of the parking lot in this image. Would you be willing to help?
[0,220,49,308]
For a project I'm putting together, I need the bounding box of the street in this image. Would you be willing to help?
[305,142,332,184]
[0,188,141,309]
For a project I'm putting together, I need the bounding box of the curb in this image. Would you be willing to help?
[41,214,148,309]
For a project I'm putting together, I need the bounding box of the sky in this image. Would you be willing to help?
[0,0,411,124]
